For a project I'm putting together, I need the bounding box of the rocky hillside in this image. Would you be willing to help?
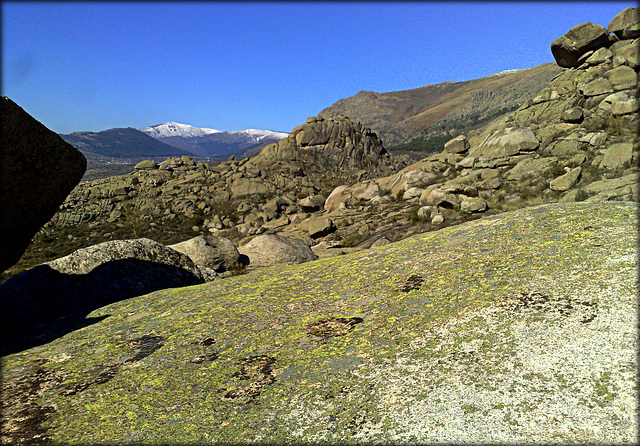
[4,8,638,283]
[1,201,637,444]
[319,63,562,151]
[1,116,402,281]
[1,8,638,444]
[320,8,638,234]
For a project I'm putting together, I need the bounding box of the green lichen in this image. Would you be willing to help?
[1,202,637,444]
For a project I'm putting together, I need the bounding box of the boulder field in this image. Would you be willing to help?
[10,9,635,281]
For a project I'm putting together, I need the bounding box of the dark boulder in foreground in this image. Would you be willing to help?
[0,238,204,338]
[0,96,86,272]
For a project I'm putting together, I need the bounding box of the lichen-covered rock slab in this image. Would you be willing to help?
[0,202,636,445]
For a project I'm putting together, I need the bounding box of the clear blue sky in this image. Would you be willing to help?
[2,1,633,134]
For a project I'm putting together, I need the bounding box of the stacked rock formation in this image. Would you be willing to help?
[0,96,86,272]
[253,115,397,177]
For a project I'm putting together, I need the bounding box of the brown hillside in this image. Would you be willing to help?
[319,63,562,149]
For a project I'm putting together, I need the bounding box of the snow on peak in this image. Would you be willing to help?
[492,69,525,77]
[228,129,289,142]
[140,122,221,139]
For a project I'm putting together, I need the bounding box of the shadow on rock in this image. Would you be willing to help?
[0,259,203,356]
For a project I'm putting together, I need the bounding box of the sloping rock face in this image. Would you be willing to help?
[0,96,86,272]
[0,202,636,444]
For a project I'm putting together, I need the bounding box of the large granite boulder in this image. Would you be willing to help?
[551,22,610,68]
[169,235,244,274]
[252,115,392,175]
[469,127,540,159]
[608,7,640,40]
[237,234,317,268]
[0,96,86,272]
[0,238,204,327]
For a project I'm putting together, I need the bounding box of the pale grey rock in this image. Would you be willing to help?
[134,160,158,170]
[469,127,539,159]
[600,143,634,169]
[444,135,470,154]
[550,167,582,192]
[609,93,640,115]
[419,186,460,208]
[580,78,613,97]
[370,237,391,248]
[561,107,584,123]
[585,47,613,65]
[456,156,476,169]
[169,235,243,273]
[238,234,317,268]
[506,157,558,181]
[324,182,380,213]
[299,195,325,212]
[306,216,336,238]
[598,91,630,112]
[230,177,269,198]
[460,197,488,213]
[430,213,444,225]
[604,65,638,90]
[402,187,424,201]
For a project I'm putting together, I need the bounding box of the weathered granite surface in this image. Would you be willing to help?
[1,201,637,444]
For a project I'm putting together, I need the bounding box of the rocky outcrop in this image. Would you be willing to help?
[237,234,317,268]
[252,115,396,177]
[0,96,86,272]
[4,9,638,283]
[317,8,637,240]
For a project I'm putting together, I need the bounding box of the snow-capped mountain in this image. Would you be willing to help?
[140,122,288,158]
[226,129,289,143]
[140,122,221,139]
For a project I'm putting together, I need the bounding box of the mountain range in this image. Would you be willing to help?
[60,124,289,162]
[139,122,289,157]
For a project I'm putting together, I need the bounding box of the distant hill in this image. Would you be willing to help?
[60,127,193,159]
[140,122,288,158]
[319,63,562,155]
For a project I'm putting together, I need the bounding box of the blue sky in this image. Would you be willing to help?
[2,2,634,134]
